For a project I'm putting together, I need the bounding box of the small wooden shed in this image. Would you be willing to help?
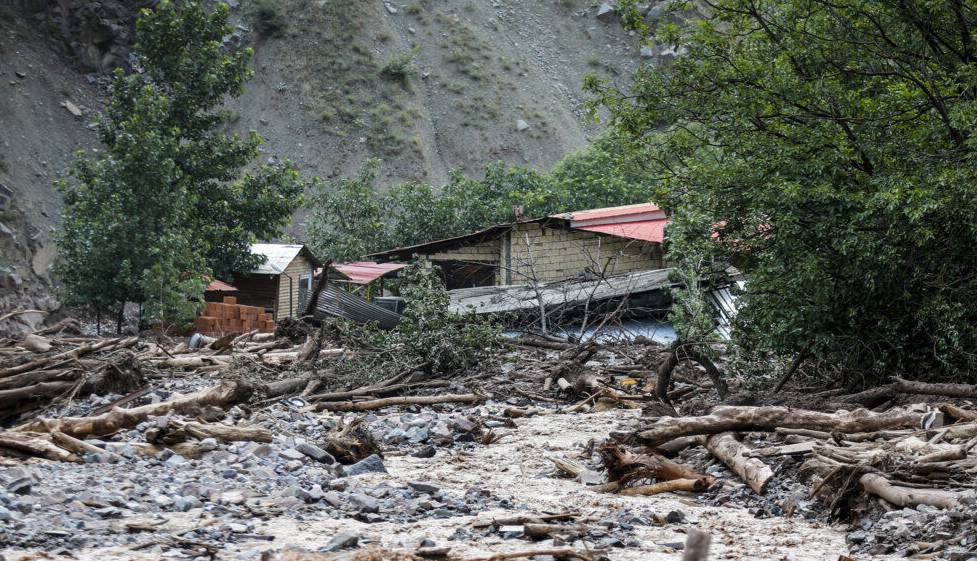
[232,243,321,320]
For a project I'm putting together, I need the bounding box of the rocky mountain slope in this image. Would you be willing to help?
[0,0,661,328]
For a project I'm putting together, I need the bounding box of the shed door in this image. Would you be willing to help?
[298,273,313,315]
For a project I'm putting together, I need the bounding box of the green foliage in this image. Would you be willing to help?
[56,1,306,324]
[305,135,654,261]
[380,46,419,84]
[306,159,389,262]
[140,260,207,332]
[252,0,286,38]
[590,0,977,377]
[393,264,500,373]
[339,264,500,377]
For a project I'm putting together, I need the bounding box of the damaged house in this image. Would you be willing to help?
[369,203,676,316]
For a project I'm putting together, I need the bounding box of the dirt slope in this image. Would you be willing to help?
[0,0,655,315]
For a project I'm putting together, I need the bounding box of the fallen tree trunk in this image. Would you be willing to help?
[0,380,77,409]
[637,406,924,446]
[600,443,713,486]
[316,393,483,412]
[18,378,253,438]
[893,378,977,399]
[0,337,137,378]
[859,472,962,510]
[307,380,450,402]
[0,431,78,462]
[181,421,272,443]
[618,478,708,496]
[703,432,774,494]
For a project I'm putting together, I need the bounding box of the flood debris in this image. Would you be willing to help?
[3,317,977,560]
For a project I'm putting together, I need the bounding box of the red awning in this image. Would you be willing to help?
[330,262,407,285]
[206,279,238,292]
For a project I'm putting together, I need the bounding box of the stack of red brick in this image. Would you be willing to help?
[195,296,276,335]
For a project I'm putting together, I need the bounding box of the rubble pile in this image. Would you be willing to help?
[3,320,977,559]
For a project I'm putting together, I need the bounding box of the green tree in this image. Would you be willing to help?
[593,0,977,379]
[56,1,306,330]
[306,159,390,261]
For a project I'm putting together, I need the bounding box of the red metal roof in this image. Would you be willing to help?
[552,202,668,244]
[330,262,407,284]
[574,220,667,243]
[206,279,238,292]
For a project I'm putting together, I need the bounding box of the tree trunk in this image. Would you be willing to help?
[18,378,253,438]
[893,377,977,398]
[116,303,125,335]
[316,393,482,412]
[859,472,961,509]
[636,405,924,446]
[703,432,774,494]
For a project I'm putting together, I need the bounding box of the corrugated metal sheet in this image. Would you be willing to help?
[250,244,321,275]
[306,276,401,330]
[331,262,407,285]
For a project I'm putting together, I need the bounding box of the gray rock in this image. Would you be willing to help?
[173,497,197,512]
[322,531,360,551]
[296,443,335,464]
[198,438,218,452]
[349,493,379,513]
[0,505,10,521]
[516,119,530,132]
[450,416,476,433]
[640,45,654,58]
[408,482,440,495]
[411,446,436,458]
[596,2,617,21]
[666,510,685,523]
[164,454,188,467]
[344,454,387,476]
[323,490,344,507]
[251,444,274,458]
[7,477,32,495]
[279,448,306,462]
[154,495,174,508]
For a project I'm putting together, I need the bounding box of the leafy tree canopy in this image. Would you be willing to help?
[305,131,654,262]
[56,0,308,328]
[590,0,977,377]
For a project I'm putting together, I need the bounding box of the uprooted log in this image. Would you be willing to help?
[618,478,709,496]
[893,377,977,399]
[599,443,714,490]
[0,354,145,420]
[0,431,79,462]
[859,472,963,510]
[701,432,774,494]
[18,378,253,438]
[322,418,382,464]
[315,393,483,412]
[636,406,925,446]
[654,340,728,400]
[144,419,272,445]
[0,336,139,377]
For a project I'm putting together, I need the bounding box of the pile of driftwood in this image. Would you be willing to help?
[0,328,347,423]
[554,379,977,547]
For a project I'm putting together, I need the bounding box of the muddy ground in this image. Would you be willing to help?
[1,402,898,561]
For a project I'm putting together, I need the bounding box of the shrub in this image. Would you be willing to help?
[380,47,418,84]
[253,0,286,38]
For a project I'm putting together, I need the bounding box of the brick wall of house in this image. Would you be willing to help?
[508,223,663,283]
